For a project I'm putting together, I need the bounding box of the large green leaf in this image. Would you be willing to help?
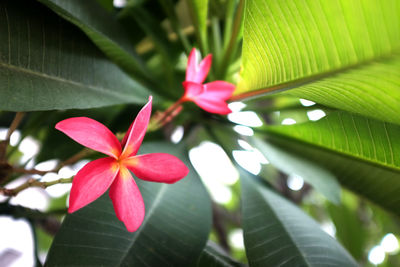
[261,111,400,215]
[240,170,357,267]
[237,0,400,125]
[46,142,211,266]
[251,137,341,204]
[0,0,150,111]
[38,0,151,82]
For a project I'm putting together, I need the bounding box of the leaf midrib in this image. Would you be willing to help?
[117,183,168,265]
[232,50,400,101]
[0,62,133,99]
[264,129,400,173]
[244,177,312,266]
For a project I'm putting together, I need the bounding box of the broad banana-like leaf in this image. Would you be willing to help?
[237,0,400,125]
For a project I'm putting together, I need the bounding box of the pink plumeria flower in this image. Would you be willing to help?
[180,48,235,115]
[55,96,189,232]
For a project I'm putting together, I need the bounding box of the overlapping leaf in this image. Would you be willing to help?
[193,241,245,267]
[251,138,341,204]
[240,170,357,266]
[46,142,211,266]
[237,0,400,125]
[38,0,151,82]
[261,111,400,215]
[0,0,150,111]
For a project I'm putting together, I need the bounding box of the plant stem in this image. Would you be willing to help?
[149,98,185,130]
[0,176,73,197]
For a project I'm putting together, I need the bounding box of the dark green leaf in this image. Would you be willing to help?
[46,142,212,266]
[38,0,151,82]
[0,0,150,111]
[240,170,357,266]
[193,241,245,267]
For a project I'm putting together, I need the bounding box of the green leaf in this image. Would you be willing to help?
[251,137,341,204]
[193,241,245,267]
[187,0,209,54]
[263,111,400,215]
[240,170,357,267]
[46,142,211,266]
[0,0,150,111]
[237,0,400,125]
[38,0,151,82]
[326,195,368,260]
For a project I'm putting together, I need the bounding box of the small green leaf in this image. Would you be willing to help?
[46,142,211,266]
[240,170,357,266]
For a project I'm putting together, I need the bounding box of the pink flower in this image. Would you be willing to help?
[180,48,235,115]
[55,96,189,232]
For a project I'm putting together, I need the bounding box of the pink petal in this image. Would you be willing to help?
[182,81,203,100]
[194,97,232,115]
[186,48,212,83]
[202,81,235,100]
[123,153,189,184]
[68,157,119,213]
[56,117,121,158]
[109,167,145,232]
[120,96,152,159]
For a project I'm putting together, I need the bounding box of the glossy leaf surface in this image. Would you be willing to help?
[240,170,357,266]
[46,142,211,266]
[237,0,400,125]
[0,0,150,111]
[263,112,400,214]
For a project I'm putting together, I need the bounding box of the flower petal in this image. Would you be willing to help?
[194,97,232,115]
[68,157,119,213]
[203,81,235,100]
[109,167,145,232]
[186,48,212,83]
[124,153,189,184]
[182,81,203,100]
[56,117,121,158]
[121,96,152,159]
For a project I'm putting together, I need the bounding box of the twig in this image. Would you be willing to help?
[0,202,65,236]
[0,177,73,197]
[12,148,91,177]
[6,112,25,141]
[212,201,231,253]
[52,148,91,173]
[0,112,25,160]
